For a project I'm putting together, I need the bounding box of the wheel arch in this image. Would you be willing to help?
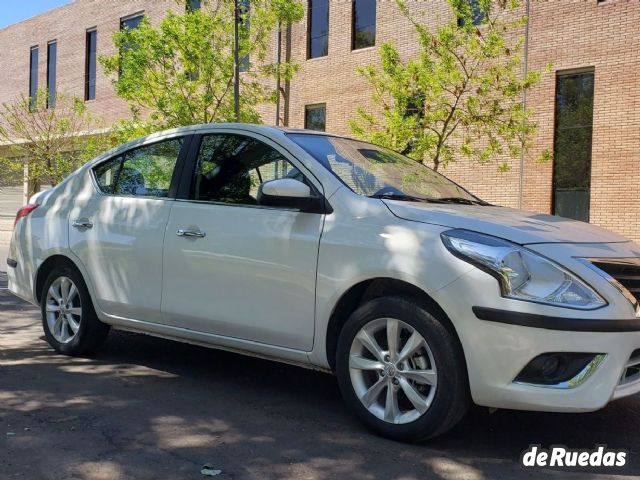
[35,254,92,306]
[324,277,466,372]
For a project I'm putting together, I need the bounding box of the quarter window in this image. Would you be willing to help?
[191,134,304,205]
[93,138,183,198]
[352,0,376,50]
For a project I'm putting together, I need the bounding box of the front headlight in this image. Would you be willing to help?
[441,229,606,310]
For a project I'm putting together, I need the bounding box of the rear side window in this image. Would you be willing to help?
[93,137,184,198]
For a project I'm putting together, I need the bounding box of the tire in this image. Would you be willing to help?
[336,296,470,442]
[40,264,110,356]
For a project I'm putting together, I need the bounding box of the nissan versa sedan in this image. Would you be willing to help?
[7,124,640,441]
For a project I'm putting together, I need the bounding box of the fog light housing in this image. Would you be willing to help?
[514,353,606,388]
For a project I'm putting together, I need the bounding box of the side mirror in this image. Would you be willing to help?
[257,178,327,214]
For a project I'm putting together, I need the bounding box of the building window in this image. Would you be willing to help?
[457,0,485,27]
[85,29,97,101]
[186,0,201,10]
[119,13,144,76]
[121,13,144,31]
[553,70,595,222]
[46,41,57,108]
[352,0,376,50]
[238,0,250,72]
[29,46,38,111]
[305,104,326,131]
[308,0,329,59]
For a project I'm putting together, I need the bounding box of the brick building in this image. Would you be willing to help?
[0,0,638,241]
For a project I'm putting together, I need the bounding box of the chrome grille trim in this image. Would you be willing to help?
[582,257,640,308]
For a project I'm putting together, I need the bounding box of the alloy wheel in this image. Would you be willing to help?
[45,276,82,344]
[349,318,438,424]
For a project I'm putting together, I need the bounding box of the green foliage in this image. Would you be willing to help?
[350,0,549,171]
[0,90,112,194]
[100,0,304,140]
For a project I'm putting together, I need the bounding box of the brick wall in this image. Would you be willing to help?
[0,0,181,126]
[0,0,638,241]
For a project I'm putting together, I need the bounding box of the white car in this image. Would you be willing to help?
[7,124,640,442]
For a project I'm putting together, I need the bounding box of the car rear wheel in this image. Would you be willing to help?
[336,296,470,442]
[41,265,109,355]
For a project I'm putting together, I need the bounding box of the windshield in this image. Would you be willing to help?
[287,134,483,203]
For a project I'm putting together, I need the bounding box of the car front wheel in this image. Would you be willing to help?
[336,296,469,442]
[41,264,110,356]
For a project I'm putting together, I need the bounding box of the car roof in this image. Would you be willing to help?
[84,123,354,171]
[140,123,334,138]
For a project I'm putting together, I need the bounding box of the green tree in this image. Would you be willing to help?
[350,0,549,172]
[100,0,304,139]
[0,90,110,195]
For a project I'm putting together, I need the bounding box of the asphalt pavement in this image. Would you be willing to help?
[1,259,639,479]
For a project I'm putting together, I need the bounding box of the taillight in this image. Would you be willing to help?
[14,204,39,229]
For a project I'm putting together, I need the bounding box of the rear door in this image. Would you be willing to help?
[161,132,324,351]
[69,135,189,323]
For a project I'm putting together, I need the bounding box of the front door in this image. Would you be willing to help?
[69,136,186,323]
[161,133,324,351]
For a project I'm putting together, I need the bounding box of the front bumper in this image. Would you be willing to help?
[433,266,640,412]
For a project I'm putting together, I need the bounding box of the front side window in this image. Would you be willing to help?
[288,134,481,202]
[352,0,376,50]
[191,134,304,205]
[93,138,183,198]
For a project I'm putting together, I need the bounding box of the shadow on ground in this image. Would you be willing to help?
[0,286,639,480]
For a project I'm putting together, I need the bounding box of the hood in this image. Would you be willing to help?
[383,201,630,245]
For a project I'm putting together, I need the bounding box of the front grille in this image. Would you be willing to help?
[591,259,640,303]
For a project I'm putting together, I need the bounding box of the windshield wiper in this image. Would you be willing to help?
[429,197,488,206]
[369,193,430,203]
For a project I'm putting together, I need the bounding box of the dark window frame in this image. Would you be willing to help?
[29,46,39,111]
[304,103,326,131]
[177,132,322,208]
[351,0,376,50]
[46,40,57,108]
[552,68,595,222]
[85,28,97,101]
[307,0,329,59]
[238,0,251,72]
[119,12,145,77]
[457,0,486,27]
[186,0,201,11]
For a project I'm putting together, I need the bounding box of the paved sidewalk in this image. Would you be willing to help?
[0,278,639,478]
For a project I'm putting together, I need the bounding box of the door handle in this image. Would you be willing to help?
[176,229,206,238]
[72,219,93,229]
